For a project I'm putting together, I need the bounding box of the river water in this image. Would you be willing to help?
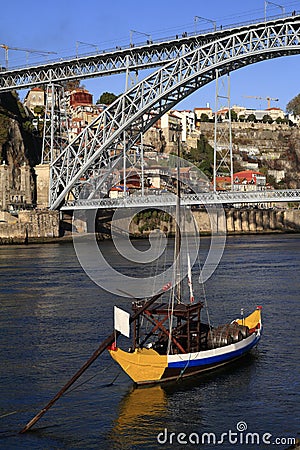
[0,234,299,449]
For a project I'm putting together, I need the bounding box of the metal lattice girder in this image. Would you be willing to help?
[213,72,233,190]
[0,31,226,91]
[42,84,70,164]
[49,15,300,209]
[0,14,299,91]
[61,189,300,210]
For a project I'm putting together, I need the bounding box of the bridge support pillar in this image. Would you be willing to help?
[233,210,242,232]
[226,209,234,232]
[269,210,276,230]
[209,207,227,234]
[35,164,50,209]
[263,210,270,230]
[256,210,263,232]
[249,210,257,232]
[241,210,250,232]
[72,209,97,234]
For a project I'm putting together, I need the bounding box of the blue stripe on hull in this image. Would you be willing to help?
[168,335,260,369]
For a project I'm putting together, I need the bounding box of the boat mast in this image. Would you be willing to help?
[167,125,181,355]
[174,124,181,302]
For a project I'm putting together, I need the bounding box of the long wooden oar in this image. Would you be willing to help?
[20,289,166,433]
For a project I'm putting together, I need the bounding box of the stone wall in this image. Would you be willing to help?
[193,208,300,234]
[0,210,60,243]
[127,207,300,237]
[1,207,299,244]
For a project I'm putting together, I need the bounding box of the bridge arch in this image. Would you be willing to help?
[50,16,300,209]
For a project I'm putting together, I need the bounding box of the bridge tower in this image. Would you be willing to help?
[213,71,233,192]
[35,83,70,208]
[41,83,69,164]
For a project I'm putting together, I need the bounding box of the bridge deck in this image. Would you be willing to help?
[0,12,299,92]
[61,190,300,210]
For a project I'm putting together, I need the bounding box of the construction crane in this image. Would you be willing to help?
[244,95,279,109]
[0,44,57,69]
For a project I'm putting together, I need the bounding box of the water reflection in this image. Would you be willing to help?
[111,385,167,448]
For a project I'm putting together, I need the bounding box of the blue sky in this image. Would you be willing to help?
[1,0,299,112]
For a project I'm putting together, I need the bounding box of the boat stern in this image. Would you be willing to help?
[236,306,262,336]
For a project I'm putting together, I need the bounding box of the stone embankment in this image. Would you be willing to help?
[130,208,300,235]
[0,210,60,244]
[193,208,300,234]
[1,208,300,244]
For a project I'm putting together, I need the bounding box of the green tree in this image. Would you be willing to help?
[225,109,238,122]
[262,114,272,123]
[34,105,45,117]
[183,134,213,177]
[267,174,277,188]
[286,93,300,116]
[246,113,256,122]
[65,80,80,91]
[97,92,118,105]
[0,114,10,147]
[200,113,209,122]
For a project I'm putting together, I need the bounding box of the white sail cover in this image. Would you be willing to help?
[187,253,194,303]
[114,306,130,338]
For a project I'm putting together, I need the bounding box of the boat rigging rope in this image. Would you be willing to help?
[176,354,192,381]
[65,361,121,393]
[197,244,213,330]
[148,212,168,297]
[167,287,176,355]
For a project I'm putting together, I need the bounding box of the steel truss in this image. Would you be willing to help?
[42,83,70,164]
[47,14,300,210]
[0,30,225,91]
[213,71,233,191]
[0,14,298,92]
[61,189,300,210]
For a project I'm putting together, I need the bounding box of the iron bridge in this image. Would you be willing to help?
[1,13,300,211]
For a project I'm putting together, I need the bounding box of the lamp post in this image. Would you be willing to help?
[264,1,285,21]
[129,30,152,46]
[76,41,98,57]
[194,16,216,34]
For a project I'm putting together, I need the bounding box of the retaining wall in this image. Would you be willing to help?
[0,210,60,244]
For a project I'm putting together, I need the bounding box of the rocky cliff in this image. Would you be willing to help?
[0,91,42,206]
